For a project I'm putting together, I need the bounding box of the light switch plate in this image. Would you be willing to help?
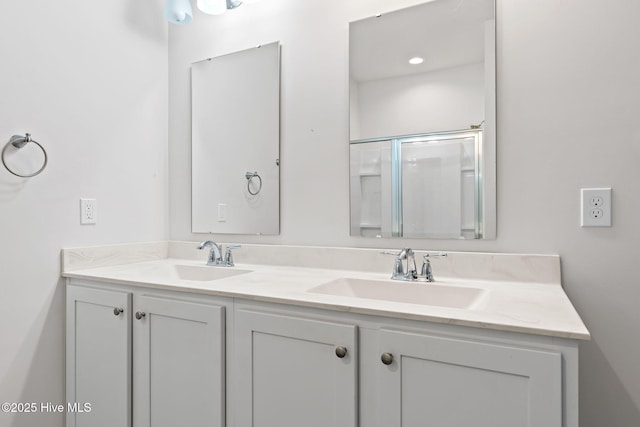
[580,188,611,227]
[218,203,227,222]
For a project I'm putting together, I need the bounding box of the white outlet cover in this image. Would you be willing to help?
[581,188,611,227]
[80,198,97,225]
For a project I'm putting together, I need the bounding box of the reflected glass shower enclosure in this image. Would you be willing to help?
[350,129,483,239]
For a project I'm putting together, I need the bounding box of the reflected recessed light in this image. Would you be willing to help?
[409,57,424,65]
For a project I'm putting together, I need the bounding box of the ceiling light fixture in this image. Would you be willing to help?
[166,0,261,25]
[409,56,424,65]
[165,0,193,25]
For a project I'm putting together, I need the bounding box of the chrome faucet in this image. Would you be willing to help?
[197,241,241,267]
[385,249,447,282]
[198,241,222,265]
[386,248,418,281]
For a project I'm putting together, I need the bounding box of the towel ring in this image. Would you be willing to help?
[245,171,262,195]
[2,133,48,178]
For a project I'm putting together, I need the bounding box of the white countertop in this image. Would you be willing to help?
[61,242,590,341]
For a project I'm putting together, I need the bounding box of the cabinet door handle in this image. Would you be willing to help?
[135,311,146,320]
[113,307,124,316]
[335,346,348,358]
[381,352,394,365]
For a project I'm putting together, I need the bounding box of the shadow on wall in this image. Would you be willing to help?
[580,338,640,426]
[0,141,29,200]
[124,0,168,40]
[0,179,27,201]
[0,279,65,427]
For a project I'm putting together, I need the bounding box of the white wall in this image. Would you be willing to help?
[0,0,168,425]
[169,0,640,425]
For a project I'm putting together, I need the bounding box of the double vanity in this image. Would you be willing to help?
[62,242,589,427]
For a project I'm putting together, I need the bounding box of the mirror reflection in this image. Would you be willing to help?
[349,0,495,239]
[191,42,280,235]
[350,130,483,239]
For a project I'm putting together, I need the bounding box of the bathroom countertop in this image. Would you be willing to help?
[61,242,590,341]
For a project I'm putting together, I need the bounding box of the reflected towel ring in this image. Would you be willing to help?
[2,133,48,178]
[245,171,262,195]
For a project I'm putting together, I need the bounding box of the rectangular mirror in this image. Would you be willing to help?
[349,0,496,239]
[191,42,280,235]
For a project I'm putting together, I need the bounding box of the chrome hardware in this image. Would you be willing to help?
[197,241,241,267]
[224,244,241,267]
[381,352,394,365]
[2,133,48,178]
[335,346,348,359]
[113,307,124,316]
[245,171,262,195]
[198,240,222,265]
[383,248,418,281]
[135,311,146,320]
[384,249,447,282]
[419,252,447,282]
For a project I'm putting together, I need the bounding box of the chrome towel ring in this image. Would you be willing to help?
[2,133,48,178]
[245,171,262,195]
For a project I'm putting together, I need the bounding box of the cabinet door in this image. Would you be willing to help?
[378,329,562,427]
[66,285,132,427]
[133,296,225,427]
[235,309,358,427]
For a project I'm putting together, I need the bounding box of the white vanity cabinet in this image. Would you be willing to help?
[234,305,358,427]
[132,294,225,427]
[66,285,131,426]
[66,282,226,427]
[66,280,580,427]
[232,303,578,427]
[374,329,564,427]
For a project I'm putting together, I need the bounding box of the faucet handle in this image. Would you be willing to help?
[381,248,414,258]
[423,252,447,258]
[381,250,406,276]
[224,245,241,267]
[420,252,447,282]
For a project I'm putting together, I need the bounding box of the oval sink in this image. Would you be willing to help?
[308,277,484,309]
[172,265,252,282]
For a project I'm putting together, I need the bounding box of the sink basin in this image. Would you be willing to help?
[308,277,484,309]
[172,265,252,282]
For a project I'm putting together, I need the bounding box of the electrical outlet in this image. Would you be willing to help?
[80,198,97,225]
[581,188,611,227]
[590,196,604,207]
